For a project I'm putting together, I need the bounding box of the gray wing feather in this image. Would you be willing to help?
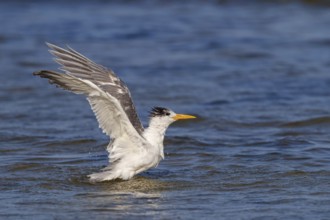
[46,43,144,134]
[33,70,144,142]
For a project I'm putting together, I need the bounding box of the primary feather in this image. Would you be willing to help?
[47,43,144,135]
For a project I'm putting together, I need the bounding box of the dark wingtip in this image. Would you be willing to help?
[33,70,42,76]
[33,70,57,81]
[33,70,50,77]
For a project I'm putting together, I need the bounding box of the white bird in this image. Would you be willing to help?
[34,43,196,182]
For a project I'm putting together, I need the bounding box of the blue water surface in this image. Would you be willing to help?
[1,1,330,219]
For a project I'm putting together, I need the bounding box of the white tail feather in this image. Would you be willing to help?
[88,171,117,182]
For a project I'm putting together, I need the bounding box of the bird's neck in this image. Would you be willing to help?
[143,118,170,159]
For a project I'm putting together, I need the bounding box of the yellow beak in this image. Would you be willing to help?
[172,114,196,121]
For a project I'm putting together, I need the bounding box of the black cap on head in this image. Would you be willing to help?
[149,107,171,117]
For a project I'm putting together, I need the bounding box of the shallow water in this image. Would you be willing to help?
[1,1,330,219]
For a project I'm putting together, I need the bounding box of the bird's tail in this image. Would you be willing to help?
[33,70,97,96]
[88,171,117,183]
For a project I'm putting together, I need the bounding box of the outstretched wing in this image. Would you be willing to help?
[33,70,144,142]
[46,43,144,135]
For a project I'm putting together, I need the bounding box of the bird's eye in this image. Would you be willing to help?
[166,112,170,116]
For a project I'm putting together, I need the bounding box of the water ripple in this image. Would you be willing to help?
[1,1,330,219]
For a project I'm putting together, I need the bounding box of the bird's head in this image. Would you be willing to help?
[149,107,196,127]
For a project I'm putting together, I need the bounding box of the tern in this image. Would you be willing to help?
[34,43,196,182]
